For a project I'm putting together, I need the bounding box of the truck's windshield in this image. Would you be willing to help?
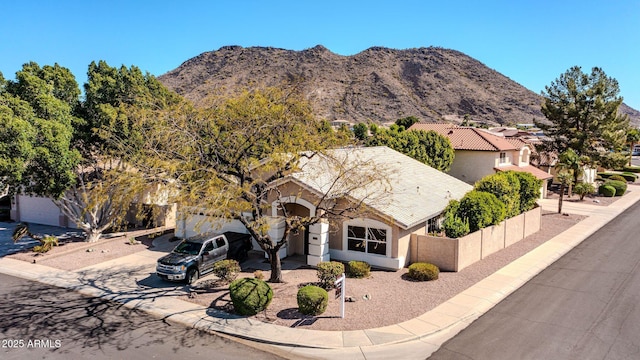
[174,241,202,255]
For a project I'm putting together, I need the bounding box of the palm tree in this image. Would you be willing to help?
[556,171,574,214]
[627,128,640,166]
[556,149,587,197]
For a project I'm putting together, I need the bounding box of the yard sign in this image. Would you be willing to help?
[334,273,345,318]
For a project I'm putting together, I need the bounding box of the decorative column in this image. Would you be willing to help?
[307,220,330,266]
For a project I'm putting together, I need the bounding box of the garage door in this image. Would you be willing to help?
[17,195,63,227]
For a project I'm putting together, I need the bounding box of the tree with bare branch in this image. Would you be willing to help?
[130,88,390,282]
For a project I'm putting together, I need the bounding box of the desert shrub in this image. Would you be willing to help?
[229,278,273,315]
[513,171,543,213]
[297,285,328,315]
[474,171,521,218]
[457,190,506,232]
[347,260,371,278]
[605,180,627,196]
[316,261,345,289]
[212,259,240,283]
[253,270,264,280]
[573,182,596,200]
[599,184,616,197]
[33,235,59,253]
[407,262,439,281]
[608,174,627,182]
[442,213,470,238]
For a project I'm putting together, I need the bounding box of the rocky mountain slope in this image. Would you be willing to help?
[159,45,640,127]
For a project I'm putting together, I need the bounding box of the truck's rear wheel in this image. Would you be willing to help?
[186,268,199,284]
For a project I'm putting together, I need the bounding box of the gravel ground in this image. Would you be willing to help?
[7,231,158,270]
[5,207,591,331]
[184,210,587,331]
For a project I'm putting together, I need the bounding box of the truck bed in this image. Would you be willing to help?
[223,231,252,243]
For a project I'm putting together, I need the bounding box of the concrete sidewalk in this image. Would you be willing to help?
[1,186,639,360]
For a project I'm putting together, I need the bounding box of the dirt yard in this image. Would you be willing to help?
[7,209,591,331]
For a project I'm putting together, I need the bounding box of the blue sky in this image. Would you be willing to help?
[2,1,639,110]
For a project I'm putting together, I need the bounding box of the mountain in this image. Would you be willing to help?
[159,45,640,127]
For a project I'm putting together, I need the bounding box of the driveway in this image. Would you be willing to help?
[0,222,82,257]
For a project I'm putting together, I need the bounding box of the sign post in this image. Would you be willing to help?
[334,273,345,318]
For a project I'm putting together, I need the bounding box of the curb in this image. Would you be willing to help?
[0,189,639,358]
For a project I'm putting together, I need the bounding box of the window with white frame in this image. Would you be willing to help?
[427,216,441,234]
[346,225,387,256]
[499,152,507,164]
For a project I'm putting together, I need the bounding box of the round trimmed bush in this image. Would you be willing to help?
[297,285,328,315]
[599,184,616,197]
[407,262,439,281]
[229,278,273,315]
[605,180,627,196]
[212,259,241,283]
[347,260,371,278]
[316,261,345,289]
[608,174,626,182]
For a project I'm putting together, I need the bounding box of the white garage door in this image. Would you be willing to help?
[17,195,63,227]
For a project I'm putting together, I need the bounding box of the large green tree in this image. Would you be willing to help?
[0,61,179,242]
[0,63,80,198]
[365,125,454,172]
[537,66,629,166]
[130,88,389,282]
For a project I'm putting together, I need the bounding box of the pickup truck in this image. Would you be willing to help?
[156,231,253,284]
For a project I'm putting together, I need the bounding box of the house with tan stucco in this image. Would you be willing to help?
[408,123,553,198]
[176,146,473,270]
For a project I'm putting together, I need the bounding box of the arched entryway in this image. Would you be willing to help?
[271,197,316,257]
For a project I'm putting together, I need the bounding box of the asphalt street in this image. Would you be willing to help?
[0,222,82,257]
[0,273,284,360]
[429,201,640,359]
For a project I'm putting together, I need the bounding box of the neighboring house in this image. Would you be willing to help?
[176,146,473,270]
[10,182,176,229]
[408,123,553,198]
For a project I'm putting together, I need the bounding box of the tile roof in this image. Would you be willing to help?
[289,146,473,229]
[495,165,554,180]
[408,123,520,151]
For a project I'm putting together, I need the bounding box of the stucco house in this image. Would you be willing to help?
[10,182,176,229]
[408,123,553,198]
[176,146,473,270]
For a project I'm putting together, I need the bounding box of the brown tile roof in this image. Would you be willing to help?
[504,137,529,149]
[495,165,553,180]
[408,123,519,151]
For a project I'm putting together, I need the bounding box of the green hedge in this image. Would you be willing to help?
[598,184,616,197]
[229,278,273,315]
[347,260,371,278]
[604,180,627,196]
[407,262,439,281]
[598,172,638,182]
[457,190,506,233]
[622,166,640,173]
[212,259,241,283]
[297,285,328,315]
[316,261,345,289]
